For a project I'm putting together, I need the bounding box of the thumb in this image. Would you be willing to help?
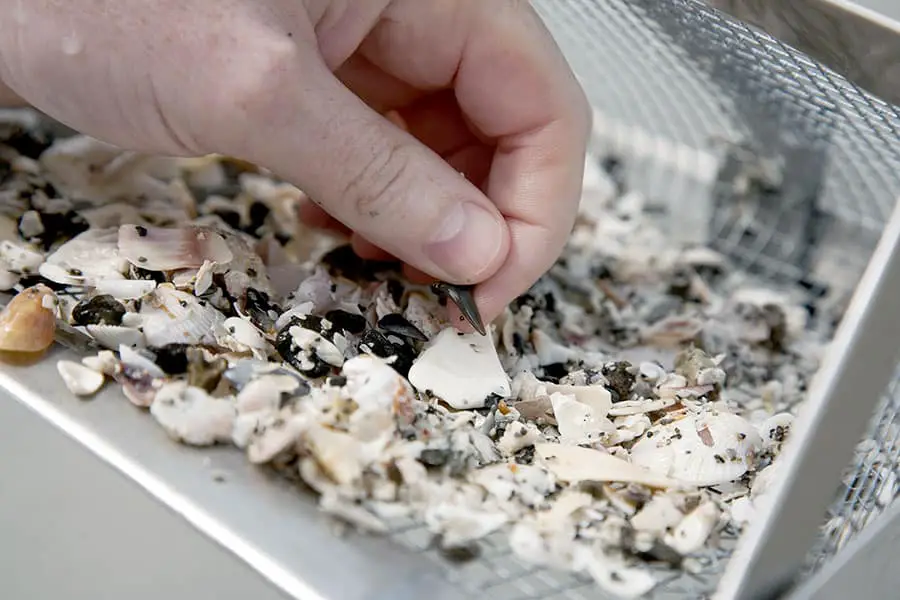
[233,60,510,286]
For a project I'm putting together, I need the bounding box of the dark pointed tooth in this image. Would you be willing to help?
[431,282,486,336]
[377,313,427,341]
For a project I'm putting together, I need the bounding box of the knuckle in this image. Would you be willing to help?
[342,140,414,219]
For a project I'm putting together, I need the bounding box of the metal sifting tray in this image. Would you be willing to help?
[3,1,900,599]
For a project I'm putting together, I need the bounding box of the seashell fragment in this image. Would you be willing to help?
[629,411,763,486]
[0,284,57,353]
[149,381,236,446]
[550,392,614,445]
[40,228,127,285]
[117,224,233,271]
[408,327,511,409]
[139,284,225,347]
[85,324,145,350]
[56,360,105,396]
[534,443,681,488]
[664,500,720,555]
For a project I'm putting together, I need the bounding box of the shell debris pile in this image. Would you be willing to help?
[0,111,840,598]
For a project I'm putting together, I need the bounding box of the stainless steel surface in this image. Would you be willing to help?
[5,1,900,599]
[716,197,900,600]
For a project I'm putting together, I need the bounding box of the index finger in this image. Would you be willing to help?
[362,0,591,323]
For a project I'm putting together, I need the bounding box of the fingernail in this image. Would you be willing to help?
[425,202,504,282]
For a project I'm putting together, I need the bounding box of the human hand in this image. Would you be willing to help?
[0,0,590,327]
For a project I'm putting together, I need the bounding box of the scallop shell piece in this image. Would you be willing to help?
[117,224,233,271]
[663,500,720,555]
[40,228,127,285]
[629,411,763,487]
[56,360,105,397]
[139,284,225,347]
[408,326,511,410]
[534,444,681,488]
[149,381,236,446]
[0,284,57,353]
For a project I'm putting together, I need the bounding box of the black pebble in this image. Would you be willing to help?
[71,294,126,327]
[358,329,415,376]
[247,201,270,232]
[325,375,347,387]
[154,344,190,375]
[324,309,367,335]
[377,313,427,342]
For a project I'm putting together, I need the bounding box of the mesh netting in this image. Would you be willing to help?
[382,1,900,597]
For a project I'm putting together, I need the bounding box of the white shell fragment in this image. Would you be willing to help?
[139,284,225,347]
[56,360,105,396]
[629,411,763,486]
[408,327,511,409]
[149,382,236,446]
[664,500,720,555]
[535,443,681,488]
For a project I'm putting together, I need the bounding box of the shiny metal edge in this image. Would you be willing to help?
[0,344,466,600]
[706,0,900,107]
[716,195,900,600]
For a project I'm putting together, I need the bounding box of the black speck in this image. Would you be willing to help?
[137,256,147,263]
[326,375,347,387]
[135,225,148,237]
[714,454,725,464]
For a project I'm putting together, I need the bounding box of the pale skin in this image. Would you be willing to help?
[0,0,591,329]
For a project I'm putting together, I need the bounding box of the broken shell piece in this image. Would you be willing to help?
[94,278,157,300]
[424,503,509,548]
[574,545,657,600]
[0,284,57,353]
[82,350,121,377]
[663,500,720,555]
[607,397,676,417]
[534,443,681,488]
[40,228,126,285]
[117,224,233,271]
[304,424,364,487]
[247,413,308,464]
[85,324,145,350]
[550,392,614,445]
[140,284,225,347]
[149,381,236,446]
[629,411,763,486]
[56,360,105,396]
[408,327,511,410]
[757,412,794,452]
[496,421,542,456]
[631,494,684,534]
